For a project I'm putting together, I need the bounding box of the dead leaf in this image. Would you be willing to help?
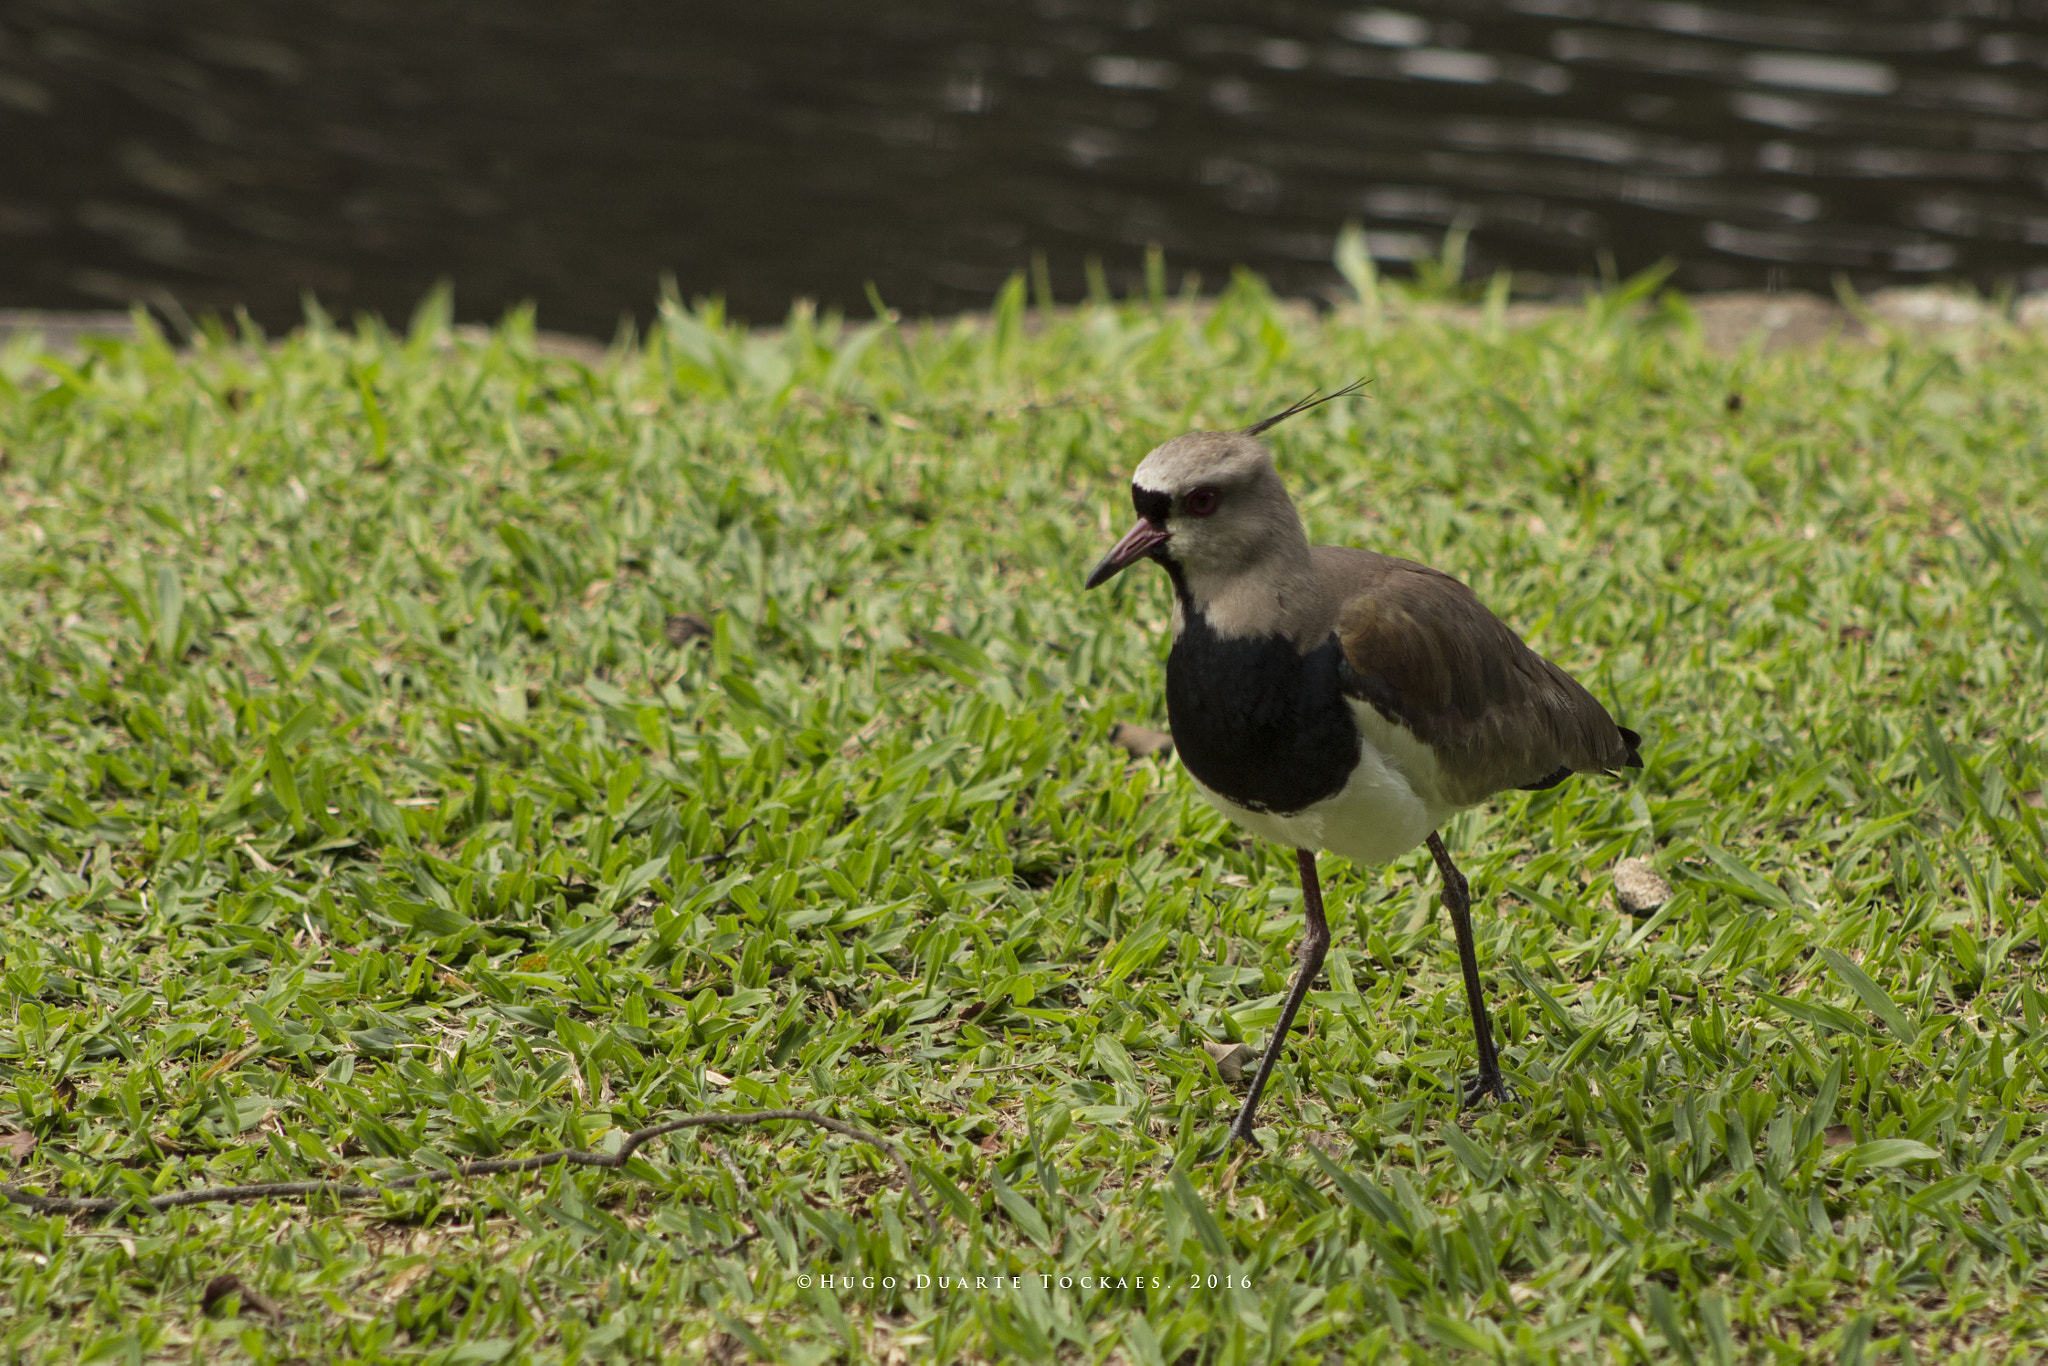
[234,837,278,873]
[1824,1124,1853,1147]
[1109,722,1174,760]
[198,1044,257,1085]
[381,1261,435,1301]
[839,714,887,759]
[664,612,713,647]
[978,1133,1001,1154]
[1612,858,1672,916]
[0,1131,35,1163]
[201,1273,285,1320]
[704,1330,748,1366]
[1201,1040,1258,1084]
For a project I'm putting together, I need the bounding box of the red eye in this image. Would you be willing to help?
[1184,487,1220,517]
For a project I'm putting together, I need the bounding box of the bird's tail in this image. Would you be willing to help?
[1618,726,1644,769]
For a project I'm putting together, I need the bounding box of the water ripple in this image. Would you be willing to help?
[2,0,2044,329]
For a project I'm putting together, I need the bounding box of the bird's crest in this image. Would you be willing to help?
[1242,378,1371,436]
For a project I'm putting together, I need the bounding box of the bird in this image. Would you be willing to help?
[1084,384,1641,1150]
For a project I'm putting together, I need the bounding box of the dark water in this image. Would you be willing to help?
[3,1,2046,335]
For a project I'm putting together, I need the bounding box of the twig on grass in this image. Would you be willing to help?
[689,816,758,866]
[703,1228,763,1258]
[0,1109,936,1232]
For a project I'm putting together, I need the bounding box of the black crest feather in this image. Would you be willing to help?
[1242,378,1370,436]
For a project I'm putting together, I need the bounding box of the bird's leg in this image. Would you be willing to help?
[1227,848,1332,1150]
[1427,832,1507,1106]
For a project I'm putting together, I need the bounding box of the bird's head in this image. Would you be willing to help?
[1083,431,1298,590]
[1084,382,1363,593]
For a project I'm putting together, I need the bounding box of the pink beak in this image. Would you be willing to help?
[1085,521,1170,589]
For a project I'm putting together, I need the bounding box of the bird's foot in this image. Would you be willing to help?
[1196,1120,1262,1163]
[1225,1117,1264,1152]
[1460,1068,1512,1108]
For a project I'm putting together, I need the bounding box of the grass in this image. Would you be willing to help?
[2,270,2047,1364]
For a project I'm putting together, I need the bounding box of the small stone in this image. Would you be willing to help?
[1109,722,1174,759]
[664,612,713,647]
[1613,858,1672,916]
[1201,1039,1257,1084]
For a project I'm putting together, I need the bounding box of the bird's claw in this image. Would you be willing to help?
[1461,1069,1512,1108]
[1196,1121,1263,1163]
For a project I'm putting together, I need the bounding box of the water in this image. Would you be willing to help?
[2,0,2044,334]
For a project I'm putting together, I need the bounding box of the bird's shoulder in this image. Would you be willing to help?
[1310,544,1507,655]
[1309,544,1474,603]
[1309,545,1531,716]
[1310,544,1635,797]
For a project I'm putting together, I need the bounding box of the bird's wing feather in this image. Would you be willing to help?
[1314,548,1638,805]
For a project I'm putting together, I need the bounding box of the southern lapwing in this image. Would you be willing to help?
[1084,386,1641,1148]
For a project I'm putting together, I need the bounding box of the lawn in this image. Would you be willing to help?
[3,268,2047,1364]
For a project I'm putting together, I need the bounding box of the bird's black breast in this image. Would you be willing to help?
[1165,610,1362,815]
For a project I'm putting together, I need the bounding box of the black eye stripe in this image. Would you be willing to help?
[1132,487,1170,526]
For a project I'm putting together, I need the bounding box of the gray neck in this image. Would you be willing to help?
[1171,534,1324,645]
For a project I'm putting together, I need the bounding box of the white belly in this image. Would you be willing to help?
[1188,699,1462,866]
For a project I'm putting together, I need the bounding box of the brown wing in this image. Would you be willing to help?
[1317,548,1640,806]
